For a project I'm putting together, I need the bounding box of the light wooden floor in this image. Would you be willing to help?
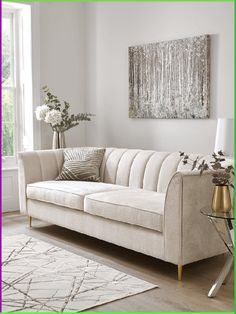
[3,211,234,312]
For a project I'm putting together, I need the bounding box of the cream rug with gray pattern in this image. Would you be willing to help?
[2,234,157,312]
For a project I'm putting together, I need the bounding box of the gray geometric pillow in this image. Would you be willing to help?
[56,148,105,182]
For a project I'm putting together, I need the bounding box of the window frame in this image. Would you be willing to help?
[2,9,21,167]
[2,2,41,170]
[2,3,39,168]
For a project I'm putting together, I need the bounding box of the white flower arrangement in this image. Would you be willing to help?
[44,110,62,126]
[35,86,93,132]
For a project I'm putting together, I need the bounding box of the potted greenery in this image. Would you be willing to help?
[35,86,93,149]
[179,151,234,212]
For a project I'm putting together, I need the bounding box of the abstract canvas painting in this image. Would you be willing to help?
[129,35,210,119]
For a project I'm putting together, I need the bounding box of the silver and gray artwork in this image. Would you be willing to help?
[129,35,210,119]
[2,234,157,312]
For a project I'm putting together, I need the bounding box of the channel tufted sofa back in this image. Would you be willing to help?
[100,148,203,193]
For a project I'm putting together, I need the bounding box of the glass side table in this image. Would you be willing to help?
[200,207,234,298]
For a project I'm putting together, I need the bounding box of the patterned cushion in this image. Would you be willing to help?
[56,148,105,181]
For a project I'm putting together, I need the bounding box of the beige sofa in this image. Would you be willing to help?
[18,147,226,280]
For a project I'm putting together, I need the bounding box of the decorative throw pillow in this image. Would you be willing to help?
[56,148,105,182]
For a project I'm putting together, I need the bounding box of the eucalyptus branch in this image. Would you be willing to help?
[179,151,234,188]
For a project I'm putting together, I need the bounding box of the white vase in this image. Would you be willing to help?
[52,131,66,149]
[59,132,66,148]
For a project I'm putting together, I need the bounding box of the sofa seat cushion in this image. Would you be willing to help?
[84,189,165,232]
[27,181,126,211]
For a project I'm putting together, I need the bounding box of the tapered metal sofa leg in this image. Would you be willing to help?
[29,216,32,228]
[178,264,183,281]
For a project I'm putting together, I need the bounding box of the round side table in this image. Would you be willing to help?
[200,207,234,298]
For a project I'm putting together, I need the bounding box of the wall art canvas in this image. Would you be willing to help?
[129,35,210,119]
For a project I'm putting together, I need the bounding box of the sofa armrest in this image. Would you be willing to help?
[18,149,64,212]
[164,171,226,266]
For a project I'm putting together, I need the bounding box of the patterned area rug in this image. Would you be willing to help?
[2,234,158,312]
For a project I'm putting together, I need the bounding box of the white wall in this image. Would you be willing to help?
[84,2,234,154]
[40,2,86,149]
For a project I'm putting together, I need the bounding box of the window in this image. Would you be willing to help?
[2,2,36,168]
[2,13,15,157]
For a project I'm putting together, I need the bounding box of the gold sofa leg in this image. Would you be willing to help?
[178,265,183,281]
[29,216,32,228]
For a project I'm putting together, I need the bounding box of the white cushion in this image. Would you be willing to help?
[84,189,165,232]
[27,181,126,211]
